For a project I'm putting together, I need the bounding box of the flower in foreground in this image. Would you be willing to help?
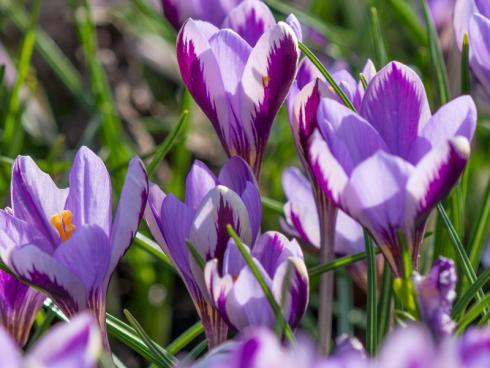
[176,5,299,177]
[454,0,490,99]
[205,231,309,331]
[308,61,476,276]
[0,270,45,346]
[0,312,101,368]
[413,257,457,340]
[0,146,148,350]
[145,157,261,347]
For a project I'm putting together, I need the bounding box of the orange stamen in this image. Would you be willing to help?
[50,210,76,241]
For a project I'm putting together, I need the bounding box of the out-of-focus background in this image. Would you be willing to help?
[1,0,489,366]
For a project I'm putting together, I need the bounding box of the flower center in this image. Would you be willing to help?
[50,210,76,241]
[262,75,270,87]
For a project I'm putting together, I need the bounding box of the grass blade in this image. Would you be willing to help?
[365,231,378,354]
[261,196,284,215]
[377,266,393,342]
[227,224,295,342]
[147,110,189,178]
[369,6,388,67]
[166,321,204,355]
[124,309,177,368]
[468,176,490,270]
[134,232,175,271]
[309,249,380,278]
[453,267,490,319]
[461,33,471,94]
[388,0,427,46]
[456,294,490,334]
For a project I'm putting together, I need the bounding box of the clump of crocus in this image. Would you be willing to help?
[205,231,309,331]
[0,146,148,350]
[308,61,476,276]
[454,0,490,99]
[413,257,457,340]
[176,2,299,178]
[0,312,101,368]
[0,271,45,347]
[145,157,261,348]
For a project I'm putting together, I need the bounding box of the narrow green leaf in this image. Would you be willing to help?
[388,0,428,46]
[365,230,378,354]
[183,339,208,362]
[147,110,189,178]
[186,239,206,270]
[299,42,356,111]
[461,33,471,95]
[453,267,490,319]
[134,232,175,271]
[261,196,284,215]
[124,309,177,368]
[28,309,57,347]
[227,224,295,342]
[359,73,368,90]
[336,270,353,335]
[420,0,450,104]
[166,322,204,355]
[2,0,41,156]
[468,178,490,269]
[377,266,393,341]
[369,6,388,67]
[456,294,490,334]
[309,249,380,278]
[0,64,5,88]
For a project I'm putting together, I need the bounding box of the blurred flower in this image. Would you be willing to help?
[0,271,45,347]
[145,157,261,347]
[176,6,299,177]
[308,61,476,276]
[429,0,456,30]
[205,231,309,331]
[413,257,457,339]
[0,312,101,368]
[454,0,490,99]
[0,146,148,350]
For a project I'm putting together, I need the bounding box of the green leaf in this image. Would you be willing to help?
[453,267,490,319]
[388,0,427,46]
[166,322,204,355]
[186,239,206,270]
[299,42,356,111]
[124,309,177,368]
[456,294,490,334]
[377,266,393,342]
[147,110,189,179]
[261,196,284,215]
[461,33,471,94]
[309,249,380,278]
[227,224,295,342]
[369,6,388,67]
[468,178,490,269]
[134,232,175,271]
[365,231,378,354]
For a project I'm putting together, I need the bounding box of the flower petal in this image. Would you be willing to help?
[0,327,22,367]
[11,156,68,246]
[204,259,233,323]
[360,61,431,158]
[469,13,490,96]
[109,157,148,274]
[317,98,388,174]
[9,244,86,315]
[185,160,218,211]
[334,210,364,255]
[65,146,112,236]
[27,312,101,368]
[144,183,167,247]
[454,0,477,47]
[221,0,276,46]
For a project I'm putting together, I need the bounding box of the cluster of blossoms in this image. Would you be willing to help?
[0,0,488,366]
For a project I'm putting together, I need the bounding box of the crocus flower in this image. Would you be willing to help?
[308,61,476,276]
[0,271,45,347]
[429,0,456,31]
[0,312,101,368]
[454,0,490,99]
[0,146,148,350]
[144,157,261,348]
[414,257,457,340]
[205,231,309,331]
[176,7,299,178]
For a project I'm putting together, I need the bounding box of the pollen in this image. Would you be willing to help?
[328,85,335,92]
[50,210,76,241]
[262,75,270,87]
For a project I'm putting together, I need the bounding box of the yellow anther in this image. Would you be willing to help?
[262,75,270,87]
[328,85,335,92]
[50,210,76,241]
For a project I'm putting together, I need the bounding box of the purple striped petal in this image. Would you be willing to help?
[221,0,276,46]
[108,157,148,275]
[65,147,112,236]
[9,244,86,316]
[360,61,431,159]
[454,0,477,47]
[0,271,45,346]
[11,156,68,247]
[185,160,218,211]
[144,183,167,247]
[27,312,101,368]
[469,13,490,97]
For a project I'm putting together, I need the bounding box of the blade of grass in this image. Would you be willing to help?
[299,42,356,111]
[453,267,490,319]
[184,339,208,361]
[186,240,206,270]
[134,232,175,271]
[28,308,57,347]
[365,230,378,354]
[309,249,380,278]
[388,0,427,46]
[456,294,490,334]
[227,224,295,342]
[147,110,189,179]
[261,196,284,215]
[2,0,41,156]
[377,266,393,342]
[166,321,204,355]
[336,269,353,335]
[369,6,388,67]
[124,309,177,368]
[468,178,490,269]
[461,33,471,94]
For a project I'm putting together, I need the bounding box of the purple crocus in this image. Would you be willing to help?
[0,271,45,347]
[307,61,476,276]
[454,0,490,99]
[205,231,309,331]
[414,257,457,340]
[144,157,261,348]
[0,312,101,368]
[176,6,299,178]
[0,146,148,350]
